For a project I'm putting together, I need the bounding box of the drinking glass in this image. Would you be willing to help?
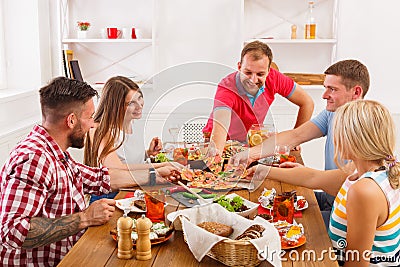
[168,125,180,143]
[144,190,165,223]
[272,195,295,224]
[247,123,276,147]
[275,145,290,156]
[275,145,296,164]
[173,147,188,166]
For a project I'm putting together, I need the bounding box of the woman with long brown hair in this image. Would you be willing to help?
[84,76,180,201]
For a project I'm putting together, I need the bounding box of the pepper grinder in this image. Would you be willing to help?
[117,213,134,259]
[136,214,152,260]
[291,24,297,39]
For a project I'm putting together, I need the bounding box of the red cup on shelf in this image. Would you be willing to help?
[107,27,121,39]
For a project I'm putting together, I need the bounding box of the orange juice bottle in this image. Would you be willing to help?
[305,0,316,39]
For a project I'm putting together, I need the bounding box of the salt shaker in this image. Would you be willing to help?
[117,213,134,259]
[136,214,152,260]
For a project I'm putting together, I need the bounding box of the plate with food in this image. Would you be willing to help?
[170,190,216,207]
[213,193,259,218]
[115,197,146,213]
[221,141,246,158]
[273,221,306,249]
[177,168,248,191]
[295,196,308,211]
[110,220,174,246]
[258,156,280,167]
[258,188,276,209]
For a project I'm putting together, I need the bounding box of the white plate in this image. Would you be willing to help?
[219,193,259,218]
[258,188,276,209]
[115,197,146,213]
[295,196,308,211]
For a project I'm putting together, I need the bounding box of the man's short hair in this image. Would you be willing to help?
[39,77,98,123]
[324,59,370,97]
[240,41,273,67]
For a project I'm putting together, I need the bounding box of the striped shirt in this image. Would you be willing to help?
[0,125,111,266]
[329,170,400,266]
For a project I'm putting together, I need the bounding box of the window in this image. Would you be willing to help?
[0,1,6,90]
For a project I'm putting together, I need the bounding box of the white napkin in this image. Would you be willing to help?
[168,203,281,267]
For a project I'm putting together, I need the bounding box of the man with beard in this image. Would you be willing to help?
[0,77,177,266]
[203,41,314,153]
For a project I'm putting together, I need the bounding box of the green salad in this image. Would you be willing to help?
[213,195,248,212]
[154,152,170,163]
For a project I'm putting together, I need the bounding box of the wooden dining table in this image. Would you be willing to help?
[58,152,338,267]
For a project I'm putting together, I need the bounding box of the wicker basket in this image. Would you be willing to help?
[181,216,262,267]
[207,238,262,267]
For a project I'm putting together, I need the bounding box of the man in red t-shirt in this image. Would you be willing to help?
[203,41,314,153]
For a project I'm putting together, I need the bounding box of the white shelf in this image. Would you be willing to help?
[247,38,337,44]
[62,38,152,44]
[301,84,325,90]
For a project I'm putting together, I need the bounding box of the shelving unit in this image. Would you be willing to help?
[62,39,153,44]
[244,0,339,74]
[246,38,337,44]
[57,0,154,85]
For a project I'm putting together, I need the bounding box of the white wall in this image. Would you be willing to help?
[336,0,400,113]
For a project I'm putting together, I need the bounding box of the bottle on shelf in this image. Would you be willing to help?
[304,0,316,39]
[291,25,297,39]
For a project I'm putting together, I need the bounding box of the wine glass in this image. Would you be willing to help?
[168,125,180,143]
[274,145,290,156]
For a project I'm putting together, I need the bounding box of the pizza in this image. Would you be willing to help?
[178,162,248,190]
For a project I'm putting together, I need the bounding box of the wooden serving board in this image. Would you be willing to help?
[283,73,325,85]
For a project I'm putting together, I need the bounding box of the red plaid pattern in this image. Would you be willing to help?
[0,125,111,266]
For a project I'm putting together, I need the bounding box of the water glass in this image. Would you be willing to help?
[272,195,295,224]
[247,124,276,147]
[275,145,290,156]
[144,190,165,223]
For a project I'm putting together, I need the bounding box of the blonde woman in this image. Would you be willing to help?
[84,76,180,201]
[248,100,399,266]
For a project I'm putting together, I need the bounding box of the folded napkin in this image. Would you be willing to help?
[168,203,281,267]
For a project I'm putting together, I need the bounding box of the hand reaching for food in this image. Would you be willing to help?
[279,162,304,168]
[147,137,162,156]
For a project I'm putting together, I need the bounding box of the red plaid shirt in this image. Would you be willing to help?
[0,125,111,266]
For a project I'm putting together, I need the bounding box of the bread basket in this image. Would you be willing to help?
[169,203,280,267]
[204,237,261,266]
[180,216,262,267]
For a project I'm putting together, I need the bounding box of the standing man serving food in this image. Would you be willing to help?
[202,40,314,153]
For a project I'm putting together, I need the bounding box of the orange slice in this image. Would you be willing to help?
[285,225,302,238]
[250,133,263,146]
